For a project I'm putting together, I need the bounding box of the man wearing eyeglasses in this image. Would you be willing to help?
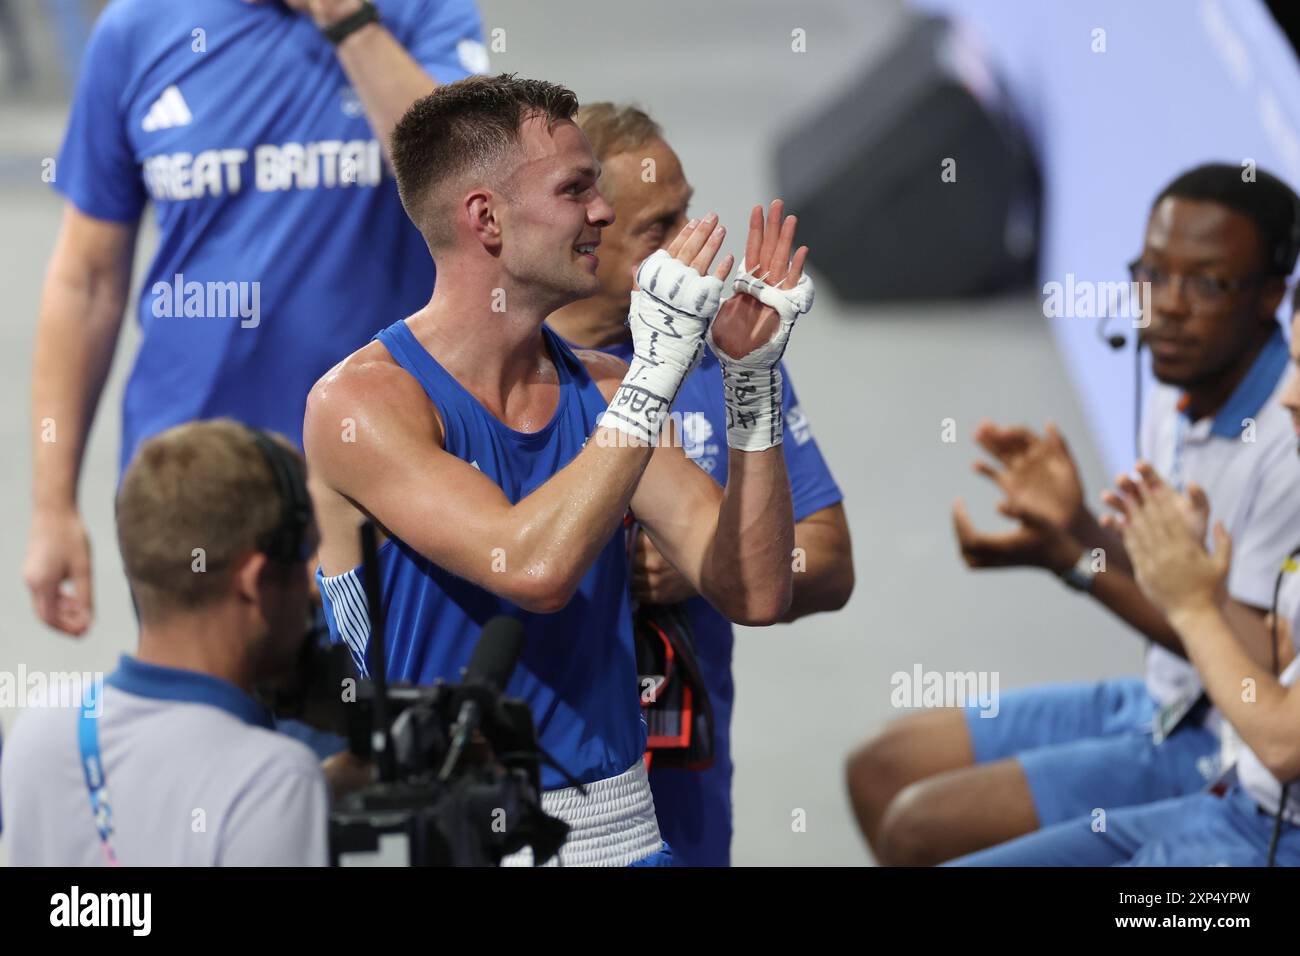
[848,163,1300,866]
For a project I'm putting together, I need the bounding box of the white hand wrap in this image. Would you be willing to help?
[597,250,724,444]
[706,261,815,452]
[731,260,814,325]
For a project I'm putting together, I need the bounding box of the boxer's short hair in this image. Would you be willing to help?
[392,73,579,248]
[116,419,301,623]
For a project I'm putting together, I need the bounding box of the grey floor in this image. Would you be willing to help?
[0,0,1144,866]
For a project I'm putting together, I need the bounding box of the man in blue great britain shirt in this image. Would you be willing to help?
[547,102,856,866]
[24,0,486,637]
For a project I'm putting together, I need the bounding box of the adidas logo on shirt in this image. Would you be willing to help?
[142,85,193,132]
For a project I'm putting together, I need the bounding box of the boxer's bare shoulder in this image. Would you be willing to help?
[572,348,629,404]
[305,338,446,473]
[306,338,455,573]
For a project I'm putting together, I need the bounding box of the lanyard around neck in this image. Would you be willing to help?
[77,685,120,867]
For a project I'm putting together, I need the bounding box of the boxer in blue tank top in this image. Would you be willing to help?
[305,77,815,866]
[322,321,646,789]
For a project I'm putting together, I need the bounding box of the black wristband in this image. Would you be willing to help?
[321,1,380,46]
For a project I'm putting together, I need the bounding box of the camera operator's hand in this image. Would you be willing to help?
[322,751,375,803]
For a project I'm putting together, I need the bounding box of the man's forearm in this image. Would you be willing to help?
[1087,565,1188,655]
[1219,599,1276,671]
[31,259,130,511]
[1169,600,1299,776]
[777,505,853,622]
[700,448,794,625]
[1081,545,1268,663]
[1043,520,1183,653]
[329,16,438,157]
[506,428,656,608]
[1069,506,1134,576]
[513,233,725,611]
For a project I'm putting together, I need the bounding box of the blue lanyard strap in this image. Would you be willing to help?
[78,685,119,866]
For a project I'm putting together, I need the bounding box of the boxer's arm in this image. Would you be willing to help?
[612,202,812,624]
[630,503,854,619]
[645,426,795,626]
[307,356,658,614]
[308,217,728,613]
[580,357,793,626]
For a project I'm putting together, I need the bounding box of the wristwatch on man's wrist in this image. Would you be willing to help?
[321,1,380,46]
[1059,548,1099,593]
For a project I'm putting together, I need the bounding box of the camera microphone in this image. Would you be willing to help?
[438,616,526,781]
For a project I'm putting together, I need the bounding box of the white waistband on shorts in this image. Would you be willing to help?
[501,759,662,867]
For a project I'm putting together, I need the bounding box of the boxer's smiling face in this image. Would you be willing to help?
[498,116,615,306]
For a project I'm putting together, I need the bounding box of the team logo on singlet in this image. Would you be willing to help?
[680,412,721,474]
[681,412,712,457]
[786,404,813,445]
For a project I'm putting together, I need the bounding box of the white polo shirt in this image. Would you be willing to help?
[1140,325,1300,711]
[0,655,329,866]
[1237,567,1300,823]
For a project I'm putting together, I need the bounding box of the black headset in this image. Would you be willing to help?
[245,427,313,565]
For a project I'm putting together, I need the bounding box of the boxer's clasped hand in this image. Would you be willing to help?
[598,215,730,444]
[707,201,811,451]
